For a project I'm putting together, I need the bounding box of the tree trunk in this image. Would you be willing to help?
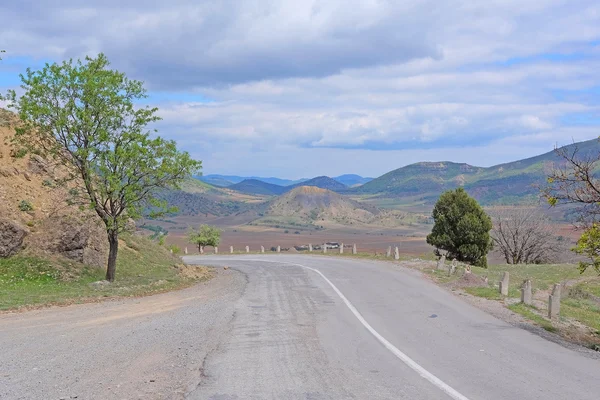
[106,230,119,282]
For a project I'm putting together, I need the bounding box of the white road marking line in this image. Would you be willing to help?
[205,257,471,400]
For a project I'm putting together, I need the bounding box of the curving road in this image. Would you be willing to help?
[2,255,600,399]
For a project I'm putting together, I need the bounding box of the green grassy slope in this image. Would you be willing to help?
[0,234,211,310]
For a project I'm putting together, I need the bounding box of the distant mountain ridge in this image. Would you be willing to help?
[205,175,351,196]
[287,176,348,192]
[198,174,372,188]
[334,174,373,187]
[229,179,288,196]
[198,174,309,187]
[353,138,600,205]
[193,138,600,207]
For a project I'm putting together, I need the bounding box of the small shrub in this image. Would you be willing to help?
[42,179,54,187]
[18,200,34,212]
[167,244,181,254]
[12,148,28,158]
[284,230,289,234]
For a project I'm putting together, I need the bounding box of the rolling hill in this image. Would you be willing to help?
[157,177,268,216]
[287,176,348,192]
[229,179,288,196]
[249,186,425,228]
[354,138,600,205]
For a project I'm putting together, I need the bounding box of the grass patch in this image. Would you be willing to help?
[561,298,600,333]
[574,279,600,298]
[464,286,503,300]
[509,303,557,332]
[0,234,210,311]
[469,263,596,295]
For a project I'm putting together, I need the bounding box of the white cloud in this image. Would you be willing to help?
[1,0,600,176]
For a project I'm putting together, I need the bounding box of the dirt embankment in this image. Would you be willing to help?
[0,109,108,266]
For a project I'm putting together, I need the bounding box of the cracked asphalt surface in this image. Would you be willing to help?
[3,255,600,399]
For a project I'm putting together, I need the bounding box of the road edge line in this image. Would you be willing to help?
[219,257,470,400]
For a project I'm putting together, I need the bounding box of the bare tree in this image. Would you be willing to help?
[543,142,600,225]
[490,207,560,264]
[543,141,600,273]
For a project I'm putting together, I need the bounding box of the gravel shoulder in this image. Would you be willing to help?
[0,268,246,400]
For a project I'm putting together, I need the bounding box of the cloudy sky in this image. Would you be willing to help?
[1,0,599,179]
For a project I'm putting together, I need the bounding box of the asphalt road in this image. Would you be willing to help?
[3,255,600,399]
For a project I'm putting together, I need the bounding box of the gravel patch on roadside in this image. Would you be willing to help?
[0,268,246,400]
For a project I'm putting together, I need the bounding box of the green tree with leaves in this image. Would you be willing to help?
[426,188,492,268]
[572,224,600,274]
[188,225,221,253]
[6,54,201,281]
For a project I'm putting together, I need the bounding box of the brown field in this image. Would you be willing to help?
[147,203,582,265]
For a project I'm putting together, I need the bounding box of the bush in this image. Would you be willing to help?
[426,188,492,268]
[18,200,34,212]
[167,244,181,254]
[11,148,27,158]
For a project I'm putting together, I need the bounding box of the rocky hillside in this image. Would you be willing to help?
[0,109,107,266]
[262,186,422,227]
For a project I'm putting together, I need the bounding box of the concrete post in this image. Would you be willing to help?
[437,255,446,270]
[448,263,456,276]
[386,246,392,258]
[245,245,250,253]
[230,246,234,254]
[170,249,173,254]
[521,279,532,305]
[323,244,327,254]
[340,243,344,254]
[499,272,509,296]
[277,245,281,253]
[308,244,313,252]
[548,284,561,319]
[394,246,400,260]
[352,244,357,255]
[261,246,265,253]
[184,247,188,255]
[214,247,218,254]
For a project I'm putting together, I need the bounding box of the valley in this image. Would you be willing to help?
[154,139,593,260]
